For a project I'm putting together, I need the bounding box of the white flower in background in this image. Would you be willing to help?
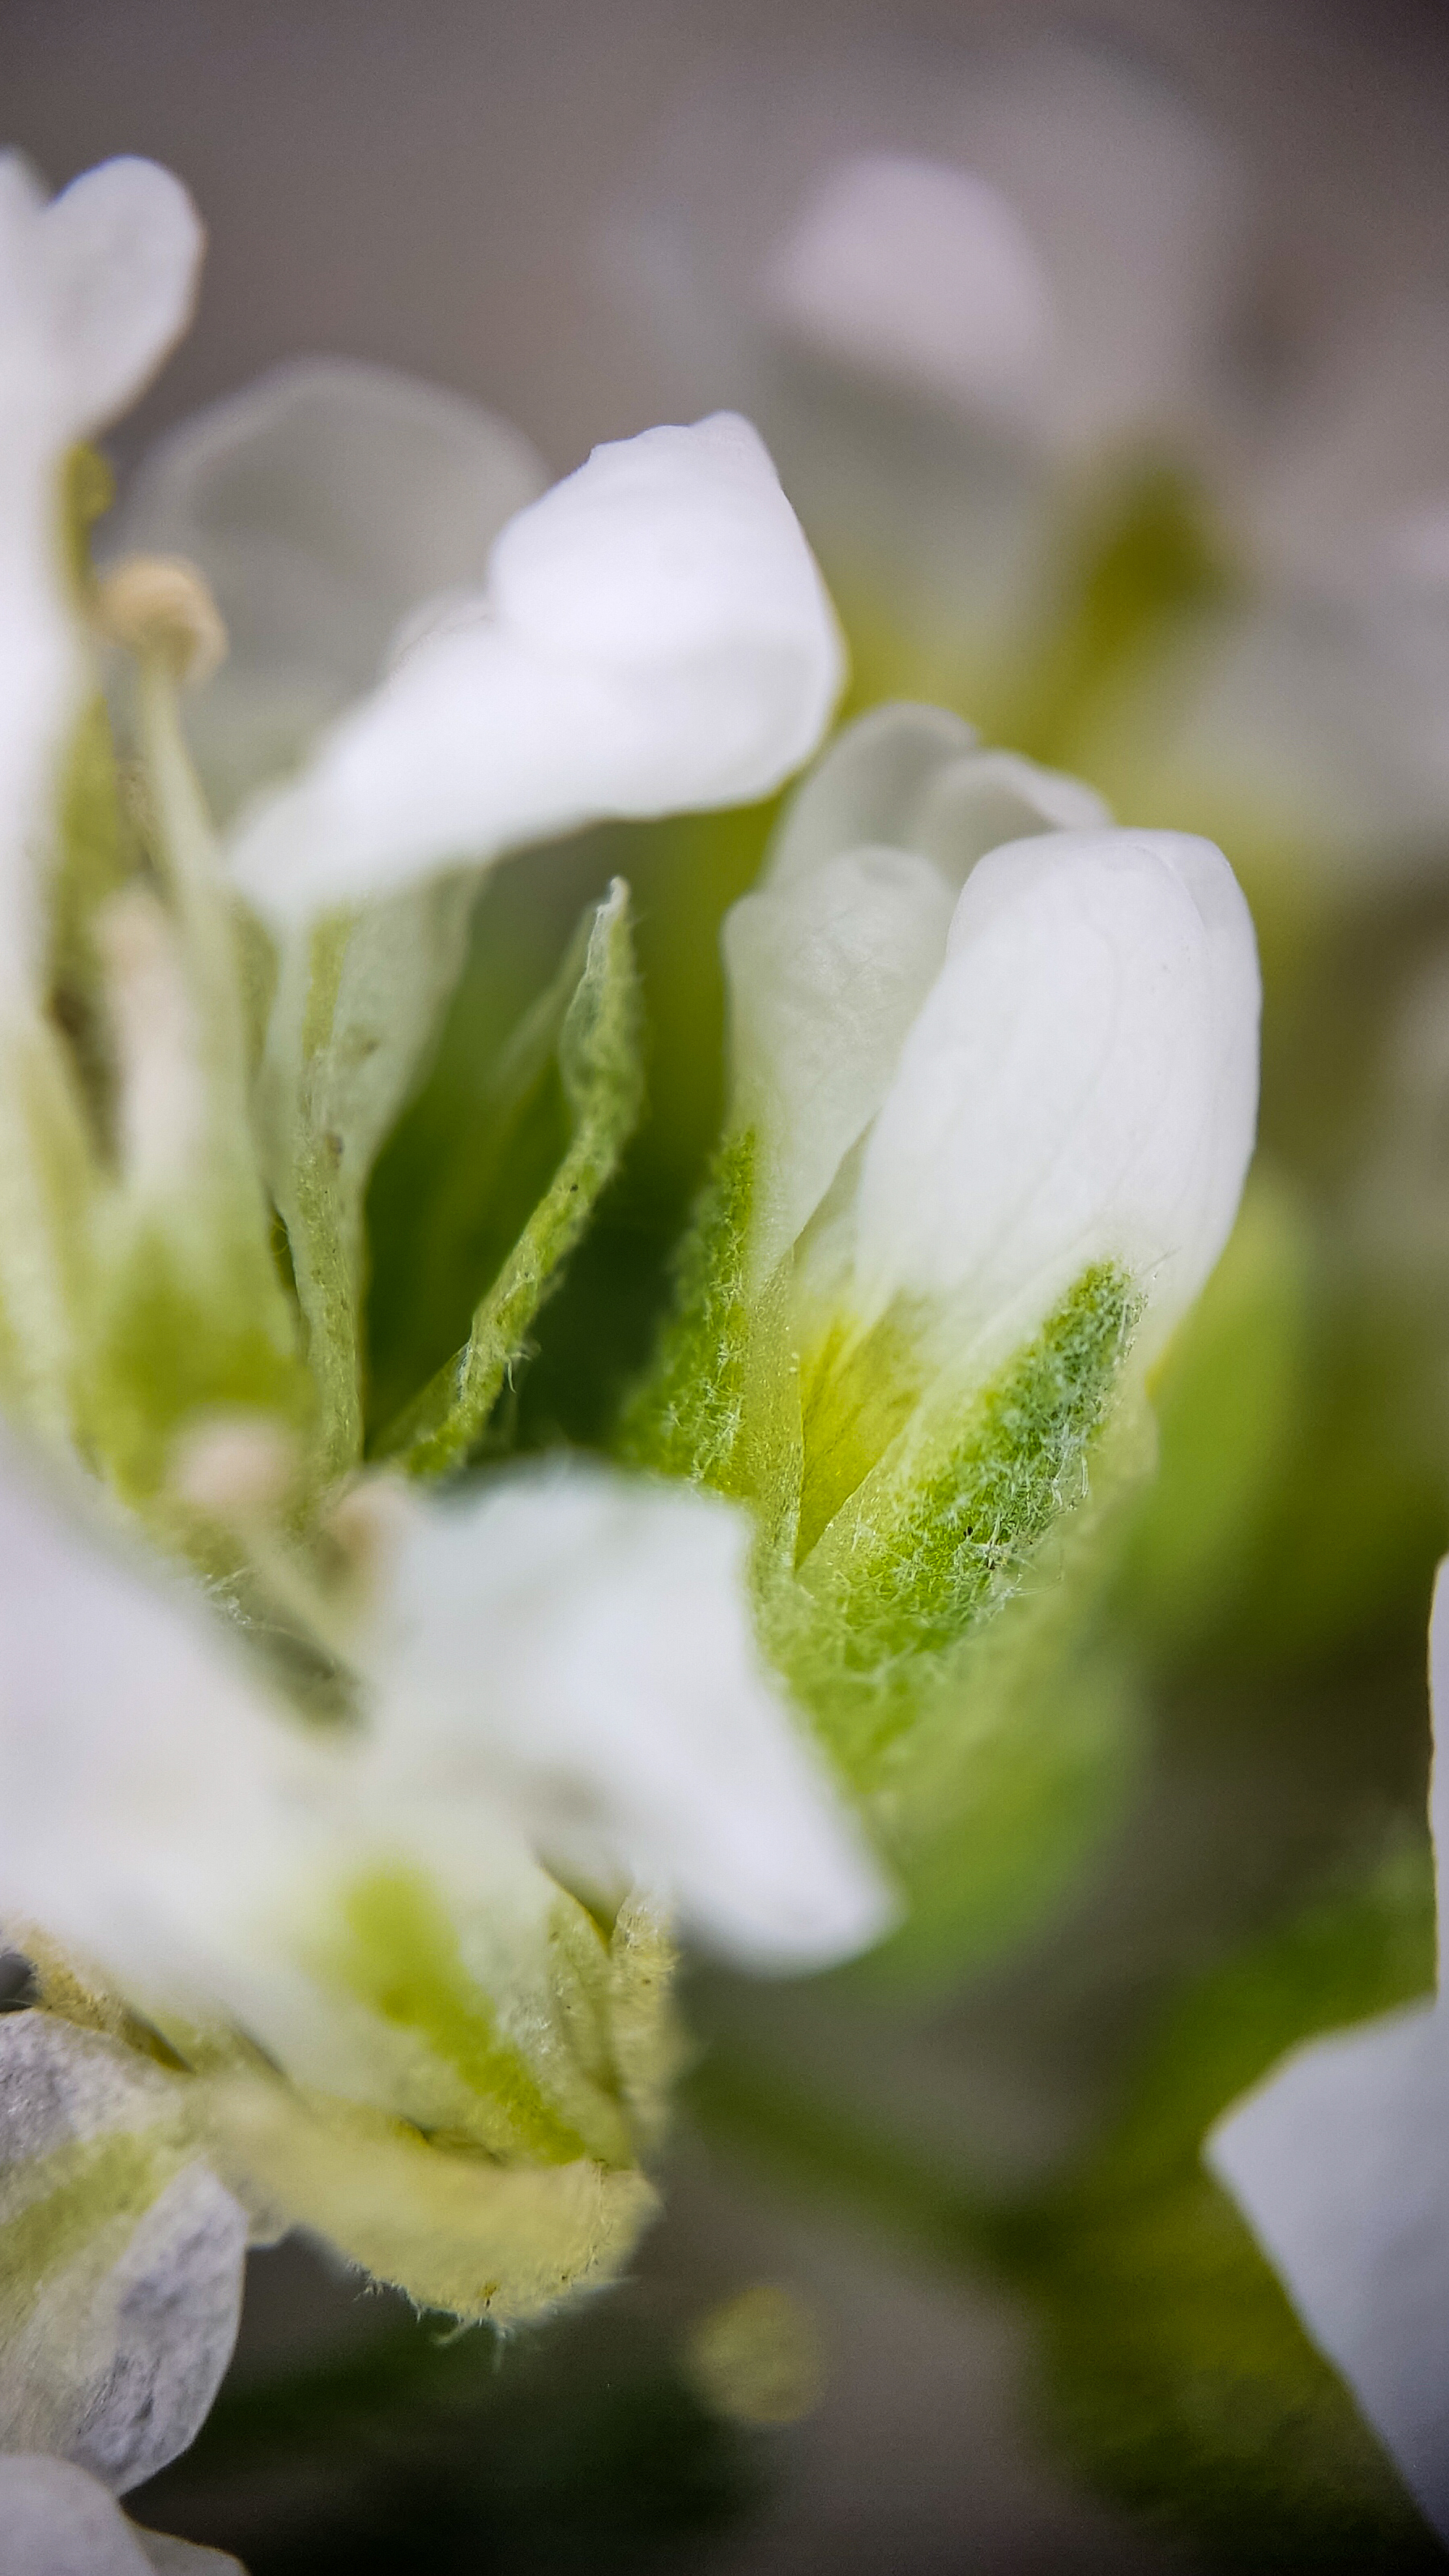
[610,30,1449,896]
[1208,1560,1449,2540]
[723,701,1260,1392]
[1089,293,1449,889]
[607,36,1245,711]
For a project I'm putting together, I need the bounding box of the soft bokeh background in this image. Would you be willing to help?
[12,3,1449,2568]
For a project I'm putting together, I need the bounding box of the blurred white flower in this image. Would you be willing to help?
[723,703,1260,1390]
[607,37,1246,716]
[0,2452,243,2574]
[1208,1559,1449,2540]
[0,1437,888,2053]
[111,356,548,824]
[0,151,200,992]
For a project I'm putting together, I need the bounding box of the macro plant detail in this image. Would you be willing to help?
[0,125,1272,2569]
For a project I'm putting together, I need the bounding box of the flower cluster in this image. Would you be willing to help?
[0,144,1259,2561]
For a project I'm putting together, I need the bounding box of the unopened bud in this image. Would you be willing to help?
[95,552,227,687]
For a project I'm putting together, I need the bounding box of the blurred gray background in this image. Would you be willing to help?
[9,5,1449,2569]
[10,0,1449,479]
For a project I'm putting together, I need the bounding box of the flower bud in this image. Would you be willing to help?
[724,702,1259,1394]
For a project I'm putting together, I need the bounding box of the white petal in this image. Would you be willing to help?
[765,700,1106,897]
[0,1437,346,2025]
[725,845,954,1281]
[38,158,202,440]
[909,744,1111,892]
[0,2456,243,2575]
[0,164,81,998]
[1208,2000,1449,2540]
[851,829,1259,1370]
[365,1463,893,1970]
[0,2014,246,2496]
[113,359,546,817]
[765,700,978,891]
[1206,1559,1449,2541]
[225,415,845,922]
[762,152,1055,428]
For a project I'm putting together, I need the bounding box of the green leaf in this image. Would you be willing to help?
[379,879,644,1479]
[256,876,478,1475]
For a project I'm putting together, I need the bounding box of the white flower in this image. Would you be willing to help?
[109,355,548,824]
[1208,1559,1449,2540]
[615,36,1242,465]
[0,1436,888,2043]
[0,2453,243,2574]
[723,702,1260,1386]
[0,152,201,997]
[208,406,843,923]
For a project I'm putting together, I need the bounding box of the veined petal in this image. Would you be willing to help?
[729,706,1116,1282]
[765,701,978,891]
[725,846,955,1283]
[225,414,845,922]
[113,358,546,817]
[851,828,1259,1370]
[0,2455,244,2574]
[0,2013,245,2498]
[364,1463,893,1970]
[765,700,1108,897]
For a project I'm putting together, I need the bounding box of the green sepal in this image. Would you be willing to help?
[772,1263,1143,1782]
[380,878,644,1478]
[256,875,478,1476]
[76,1206,312,1514]
[616,1127,756,1495]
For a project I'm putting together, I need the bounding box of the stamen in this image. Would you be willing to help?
[94,552,228,688]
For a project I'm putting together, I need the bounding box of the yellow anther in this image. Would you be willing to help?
[95,552,228,687]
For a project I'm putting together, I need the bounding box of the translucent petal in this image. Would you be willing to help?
[725,845,954,1280]
[113,358,545,817]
